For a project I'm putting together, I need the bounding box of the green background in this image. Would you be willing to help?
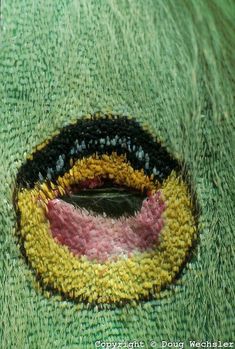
[0,0,234,348]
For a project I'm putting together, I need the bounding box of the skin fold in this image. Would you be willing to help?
[0,0,234,348]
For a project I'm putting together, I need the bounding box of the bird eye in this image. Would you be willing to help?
[15,114,197,304]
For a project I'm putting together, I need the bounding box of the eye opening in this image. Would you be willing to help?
[60,185,146,218]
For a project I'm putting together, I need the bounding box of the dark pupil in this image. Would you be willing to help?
[61,185,146,218]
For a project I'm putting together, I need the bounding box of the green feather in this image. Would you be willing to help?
[0,0,234,348]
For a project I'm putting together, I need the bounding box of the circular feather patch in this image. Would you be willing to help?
[15,114,197,303]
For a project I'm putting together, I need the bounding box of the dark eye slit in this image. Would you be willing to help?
[61,185,146,218]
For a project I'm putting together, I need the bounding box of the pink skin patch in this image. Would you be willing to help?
[46,191,166,262]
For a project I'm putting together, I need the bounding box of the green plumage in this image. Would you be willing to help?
[0,0,234,348]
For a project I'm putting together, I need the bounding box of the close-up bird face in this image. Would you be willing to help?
[0,1,234,348]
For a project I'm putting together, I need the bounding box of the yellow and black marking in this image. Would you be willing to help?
[16,114,178,188]
[15,114,197,304]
